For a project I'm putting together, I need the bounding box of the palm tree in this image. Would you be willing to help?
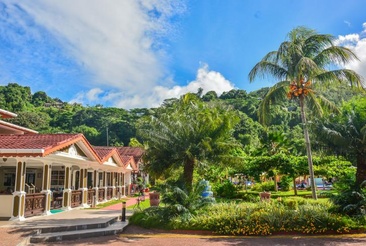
[138,93,239,192]
[316,97,366,187]
[249,26,363,199]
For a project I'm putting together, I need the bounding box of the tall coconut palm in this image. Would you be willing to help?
[249,26,363,199]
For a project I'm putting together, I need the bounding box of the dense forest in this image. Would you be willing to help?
[1,82,364,184]
[0,82,361,148]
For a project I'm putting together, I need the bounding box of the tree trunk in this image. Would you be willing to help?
[274,174,278,192]
[356,154,366,187]
[183,158,195,192]
[293,177,298,196]
[299,96,317,200]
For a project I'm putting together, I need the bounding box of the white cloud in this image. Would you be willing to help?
[336,23,366,84]
[71,64,235,108]
[86,88,104,102]
[9,0,185,94]
[3,1,235,109]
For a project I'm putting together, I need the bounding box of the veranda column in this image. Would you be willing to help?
[102,171,107,202]
[125,172,131,196]
[117,173,122,199]
[92,170,99,205]
[79,168,89,207]
[41,163,52,215]
[122,173,126,197]
[10,160,26,221]
[111,172,116,198]
[62,166,72,210]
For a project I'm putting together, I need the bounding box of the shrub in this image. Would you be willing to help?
[237,191,260,202]
[129,194,363,235]
[213,180,237,198]
[187,201,355,235]
[130,181,215,229]
[251,181,275,192]
[329,180,366,217]
[278,176,292,191]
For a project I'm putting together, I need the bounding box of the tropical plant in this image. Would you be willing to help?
[161,181,215,218]
[315,96,366,187]
[249,26,364,199]
[129,181,215,228]
[330,179,366,217]
[214,179,237,198]
[137,93,240,191]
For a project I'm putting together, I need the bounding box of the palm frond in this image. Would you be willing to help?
[261,50,278,62]
[304,34,334,56]
[304,91,323,118]
[321,125,347,143]
[249,61,288,82]
[313,46,359,67]
[361,125,366,143]
[295,56,321,78]
[257,81,288,125]
[314,93,340,114]
[315,69,364,88]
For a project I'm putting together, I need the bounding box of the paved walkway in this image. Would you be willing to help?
[0,195,146,246]
[1,195,366,246]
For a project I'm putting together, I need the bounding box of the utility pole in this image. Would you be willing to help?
[106,126,109,146]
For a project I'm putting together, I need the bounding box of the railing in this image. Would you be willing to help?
[98,189,105,202]
[52,191,63,209]
[87,189,95,205]
[25,193,46,217]
[107,188,113,200]
[71,190,82,208]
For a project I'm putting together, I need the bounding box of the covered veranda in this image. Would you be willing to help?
[0,134,137,221]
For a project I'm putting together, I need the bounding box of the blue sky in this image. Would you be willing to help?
[0,0,365,109]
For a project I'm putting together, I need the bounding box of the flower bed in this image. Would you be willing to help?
[129,199,365,236]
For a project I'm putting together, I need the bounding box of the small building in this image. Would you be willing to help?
[0,108,143,221]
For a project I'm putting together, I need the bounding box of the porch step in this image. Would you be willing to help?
[29,217,128,243]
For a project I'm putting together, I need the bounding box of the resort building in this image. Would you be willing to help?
[0,108,143,221]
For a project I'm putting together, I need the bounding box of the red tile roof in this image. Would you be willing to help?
[0,133,143,172]
[93,146,122,165]
[116,147,144,163]
[93,146,114,160]
[0,134,99,159]
[93,146,138,170]
[120,155,133,165]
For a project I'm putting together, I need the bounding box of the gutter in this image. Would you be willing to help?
[0,149,45,154]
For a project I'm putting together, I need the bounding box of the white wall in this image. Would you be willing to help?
[0,195,13,218]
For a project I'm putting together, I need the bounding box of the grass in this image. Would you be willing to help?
[238,189,336,198]
[91,198,127,209]
[127,199,151,210]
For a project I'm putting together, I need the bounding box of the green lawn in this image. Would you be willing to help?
[238,189,336,198]
[88,198,127,209]
[127,199,151,210]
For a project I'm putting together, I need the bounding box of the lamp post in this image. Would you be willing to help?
[121,201,126,221]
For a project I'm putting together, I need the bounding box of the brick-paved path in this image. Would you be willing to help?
[0,195,146,246]
[2,195,366,246]
[102,194,148,211]
[31,232,366,246]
